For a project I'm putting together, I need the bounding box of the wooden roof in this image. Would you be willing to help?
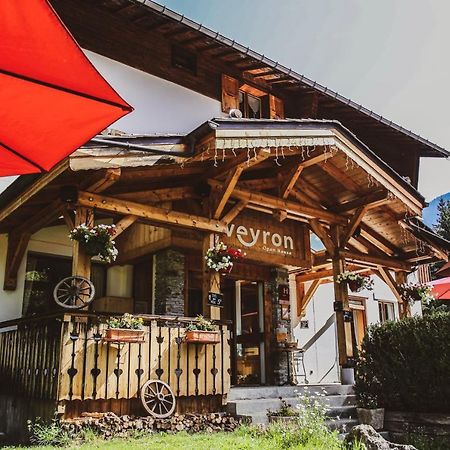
[0,119,447,271]
[49,0,449,168]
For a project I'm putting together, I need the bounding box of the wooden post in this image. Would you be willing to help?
[202,234,221,320]
[395,271,410,318]
[72,207,94,280]
[330,225,354,371]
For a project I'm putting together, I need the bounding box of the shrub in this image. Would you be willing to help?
[355,312,450,413]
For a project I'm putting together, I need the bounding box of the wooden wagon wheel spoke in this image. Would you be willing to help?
[140,379,176,419]
[53,276,95,310]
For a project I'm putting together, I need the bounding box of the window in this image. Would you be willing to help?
[22,253,106,316]
[378,301,396,323]
[239,91,261,119]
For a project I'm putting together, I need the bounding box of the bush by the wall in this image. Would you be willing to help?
[355,312,450,413]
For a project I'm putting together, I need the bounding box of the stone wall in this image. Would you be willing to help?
[154,248,185,316]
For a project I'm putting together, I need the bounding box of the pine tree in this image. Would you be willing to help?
[434,198,450,241]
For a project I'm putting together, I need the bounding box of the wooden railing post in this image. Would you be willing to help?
[202,234,221,320]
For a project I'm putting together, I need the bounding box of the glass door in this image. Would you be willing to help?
[234,281,265,385]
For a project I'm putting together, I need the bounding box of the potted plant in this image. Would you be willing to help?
[185,315,220,344]
[336,271,374,293]
[69,223,118,263]
[205,241,244,274]
[399,282,433,304]
[105,313,145,343]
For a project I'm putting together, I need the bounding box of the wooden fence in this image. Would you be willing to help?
[0,313,231,404]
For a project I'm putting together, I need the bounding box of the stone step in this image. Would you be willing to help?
[228,384,354,401]
[326,405,357,420]
[327,418,359,433]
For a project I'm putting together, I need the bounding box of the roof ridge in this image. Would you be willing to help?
[132,0,449,158]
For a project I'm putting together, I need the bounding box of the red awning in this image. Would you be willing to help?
[0,0,133,176]
[429,277,450,300]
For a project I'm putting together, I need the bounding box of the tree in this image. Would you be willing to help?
[434,198,450,241]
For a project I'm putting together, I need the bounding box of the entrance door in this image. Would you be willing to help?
[234,281,265,385]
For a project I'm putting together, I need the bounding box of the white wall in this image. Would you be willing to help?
[292,274,403,384]
[85,51,223,135]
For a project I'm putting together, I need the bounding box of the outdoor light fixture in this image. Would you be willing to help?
[59,185,78,203]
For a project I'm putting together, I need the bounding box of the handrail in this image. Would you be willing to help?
[0,311,232,330]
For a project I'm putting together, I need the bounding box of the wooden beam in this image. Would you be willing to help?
[211,165,244,219]
[0,158,69,223]
[318,159,360,192]
[61,208,75,231]
[115,186,197,204]
[208,180,347,224]
[16,199,65,236]
[86,168,121,193]
[376,266,403,304]
[78,191,227,233]
[3,232,31,290]
[395,271,410,318]
[298,279,322,317]
[114,215,138,238]
[290,188,322,208]
[335,190,390,213]
[72,207,93,282]
[360,224,401,256]
[222,201,247,224]
[202,234,221,320]
[340,250,411,271]
[296,264,367,283]
[280,164,304,199]
[341,206,368,247]
[308,219,335,254]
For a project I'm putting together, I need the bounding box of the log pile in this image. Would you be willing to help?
[60,412,240,439]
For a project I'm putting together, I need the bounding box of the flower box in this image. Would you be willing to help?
[184,330,220,344]
[356,407,385,430]
[104,328,145,343]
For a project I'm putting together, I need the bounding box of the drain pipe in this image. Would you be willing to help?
[90,135,196,158]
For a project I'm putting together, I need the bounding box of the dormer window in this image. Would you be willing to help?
[239,91,261,119]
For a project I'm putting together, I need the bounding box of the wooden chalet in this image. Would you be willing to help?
[0,0,449,437]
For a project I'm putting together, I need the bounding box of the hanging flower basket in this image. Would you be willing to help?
[336,271,374,293]
[69,223,118,263]
[205,241,244,274]
[399,282,433,304]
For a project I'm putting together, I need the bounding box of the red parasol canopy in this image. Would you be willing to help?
[0,0,133,176]
[429,277,450,300]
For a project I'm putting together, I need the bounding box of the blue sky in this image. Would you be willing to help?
[158,0,450,202]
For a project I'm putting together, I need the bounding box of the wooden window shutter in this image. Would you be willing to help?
[221,74,239,113]
[269,95,285,119]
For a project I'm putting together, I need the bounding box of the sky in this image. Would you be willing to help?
[1,0,449,203]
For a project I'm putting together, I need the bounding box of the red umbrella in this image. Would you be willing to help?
[429,277,450,300]
[0,0,133,176]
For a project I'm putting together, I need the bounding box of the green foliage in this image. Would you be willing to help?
[27,419,71,447]
[355,312,450,412]
[434,198,450,242]
[186,315,216,331]
[107,313,144,330]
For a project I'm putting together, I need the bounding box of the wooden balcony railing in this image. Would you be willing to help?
[0,313,231,404]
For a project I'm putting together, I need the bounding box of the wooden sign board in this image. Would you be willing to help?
[207,292,224,308]
[224,210,311,268]
[278,284,290,304]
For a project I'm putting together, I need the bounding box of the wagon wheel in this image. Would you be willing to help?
[141,379,176,418]
[53,276,95,310]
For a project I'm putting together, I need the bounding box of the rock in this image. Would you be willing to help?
[346,425,417,450]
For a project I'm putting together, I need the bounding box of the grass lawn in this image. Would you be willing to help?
[4,427,356,450]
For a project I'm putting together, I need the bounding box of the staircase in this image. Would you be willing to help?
[226,384,358,433]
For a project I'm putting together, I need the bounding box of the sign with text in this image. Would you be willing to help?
[207,292,224,308]
[224,210,311,267]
